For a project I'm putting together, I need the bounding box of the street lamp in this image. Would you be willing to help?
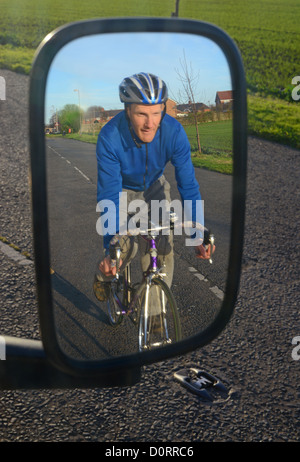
[74,89,82,135]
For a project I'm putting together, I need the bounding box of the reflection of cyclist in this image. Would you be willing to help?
[94,73,214,301]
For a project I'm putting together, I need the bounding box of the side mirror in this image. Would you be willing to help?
[1,17,247,389]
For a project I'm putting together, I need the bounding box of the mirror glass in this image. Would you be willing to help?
[45,32,233,360]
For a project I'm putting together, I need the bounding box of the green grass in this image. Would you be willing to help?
[180,0,300,149]
[180,0,300,101]
[185,120,232,155]
[184,120,233,174]
[2,0,300,150]
[54,133,98,143]
[0,44,33,74]
[191,153,232,175]
[248,94,300,149]
[0,0,174,72]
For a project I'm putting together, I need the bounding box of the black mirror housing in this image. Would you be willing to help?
[3,16,247,388]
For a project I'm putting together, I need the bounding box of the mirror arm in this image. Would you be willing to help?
[0,336,141,389]
[171,0,180,17]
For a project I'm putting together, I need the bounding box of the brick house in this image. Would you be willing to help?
[215,90,233,109]
[165,98,178,118]
[176,101,210,114]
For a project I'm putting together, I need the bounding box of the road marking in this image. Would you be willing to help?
[48,145,92,183]
[193,272,206,281]
[188,266,224,301]
[0,238,33,266]
[209,285,224,301]
[74,166,91,182]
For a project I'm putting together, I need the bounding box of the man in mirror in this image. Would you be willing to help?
[93,72,214,301]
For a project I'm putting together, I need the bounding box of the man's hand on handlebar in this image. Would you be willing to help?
[195,243,215,260]
[98,255,123,277]
[195,229,215,261]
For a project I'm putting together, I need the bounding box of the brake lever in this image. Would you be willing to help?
[115,247,121,274]
[202,229,214,264]
[208,234,214,264]
[109,243,121,279]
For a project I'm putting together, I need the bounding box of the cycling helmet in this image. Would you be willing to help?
[119,72,168,105]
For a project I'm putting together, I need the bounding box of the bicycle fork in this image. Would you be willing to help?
[140,280,170,349]
[142,283,150,346]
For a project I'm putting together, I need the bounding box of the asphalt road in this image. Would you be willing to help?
[0,69,299,442]
[46,137,230,360]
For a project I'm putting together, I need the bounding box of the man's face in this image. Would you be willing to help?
[126,103,163,143]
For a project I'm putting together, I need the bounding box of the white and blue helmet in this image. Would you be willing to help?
[119,72,168,105]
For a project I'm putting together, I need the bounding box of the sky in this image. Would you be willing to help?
[45,32,232,123]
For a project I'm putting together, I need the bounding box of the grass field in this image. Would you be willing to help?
[185,120,233,174]
[248,94,300,149]
[186,120,232,155]
[1,0,300,149]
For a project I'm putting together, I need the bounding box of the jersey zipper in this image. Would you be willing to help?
[144,144,148,190]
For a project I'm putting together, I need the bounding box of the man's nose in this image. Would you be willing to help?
[145,116,154,128]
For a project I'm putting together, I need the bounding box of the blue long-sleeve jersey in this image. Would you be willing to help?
[96,111,202,249]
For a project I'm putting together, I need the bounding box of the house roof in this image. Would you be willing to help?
[216,90,233,101]
[176,102,209,112]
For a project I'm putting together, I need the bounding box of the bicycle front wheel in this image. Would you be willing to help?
[107,276,124,326]
[138,277,182,351]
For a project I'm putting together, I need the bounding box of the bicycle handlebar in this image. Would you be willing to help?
[108,215,215,263]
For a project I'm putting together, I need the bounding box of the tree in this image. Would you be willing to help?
[58,104,83,133]
[175,50,201,153]
[49,112,58,129]
[84,105,104,120]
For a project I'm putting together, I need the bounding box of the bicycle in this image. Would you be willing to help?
[105,214,214,352]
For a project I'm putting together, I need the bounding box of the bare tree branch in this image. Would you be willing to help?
[175,50,202,153]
